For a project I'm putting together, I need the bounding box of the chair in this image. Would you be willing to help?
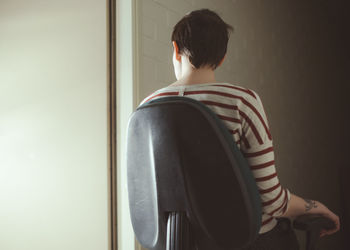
[126,96,335,250]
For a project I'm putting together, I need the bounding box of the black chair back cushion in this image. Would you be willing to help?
[127,97,262,250]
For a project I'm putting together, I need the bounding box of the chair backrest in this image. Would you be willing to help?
[127,97,262,250]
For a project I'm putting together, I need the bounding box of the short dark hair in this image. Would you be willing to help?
[171,9,233,69]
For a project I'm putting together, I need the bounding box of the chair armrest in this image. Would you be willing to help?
[293,214,335,231]
[293,214,335,250]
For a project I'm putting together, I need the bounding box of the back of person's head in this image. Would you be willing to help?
[171,9,233,70]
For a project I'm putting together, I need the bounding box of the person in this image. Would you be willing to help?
[140,9,340,249]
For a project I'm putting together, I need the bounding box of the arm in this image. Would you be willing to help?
[240,93,290,219]
[241,91,340,236]
[279,193,340,236]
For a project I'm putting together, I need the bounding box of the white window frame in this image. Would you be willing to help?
[115,0,140,249]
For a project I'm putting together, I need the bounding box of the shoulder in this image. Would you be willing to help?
[139,86,181,106]
[213,83,258,98]
[211,83,262,107]
[139,89,161,106]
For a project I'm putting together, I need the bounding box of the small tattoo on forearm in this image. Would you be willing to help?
[303,198,317,212]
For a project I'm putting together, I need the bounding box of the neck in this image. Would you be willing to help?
[172,66,216,86]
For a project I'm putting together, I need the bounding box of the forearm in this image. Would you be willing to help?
[280,193,327,218]
[279,193,340,236]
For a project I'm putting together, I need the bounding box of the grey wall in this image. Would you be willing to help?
[137,0,349,249]
[231,2,348,249]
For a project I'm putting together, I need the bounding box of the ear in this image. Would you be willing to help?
[218,54,226,67]
[172,41,181,62]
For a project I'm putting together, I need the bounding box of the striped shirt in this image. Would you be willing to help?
[140,82,291,234]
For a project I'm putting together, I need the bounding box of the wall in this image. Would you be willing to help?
[0,1,109,250]
[137,0,348,249]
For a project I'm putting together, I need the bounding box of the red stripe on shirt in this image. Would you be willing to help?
[217,114,241,124]
[201,100,237,110]
[255,173,278,182]
[250,160,275,170]
[184,90,272,140]
[201,100,263,144]
[268,189,288,216]
[213,84,257,99]
[244,147,274,158]
[238,110,263,144]
[144,92,179,103]
[259,183,281,194]
[261,216,274,226]
[226,129,241,145]
[241,133,251,149]
[262,187,283,207]
[228,129,239,135]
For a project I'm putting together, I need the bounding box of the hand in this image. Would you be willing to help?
[316,202,340,237]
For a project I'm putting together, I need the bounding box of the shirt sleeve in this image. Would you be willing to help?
[240,91,290,217]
